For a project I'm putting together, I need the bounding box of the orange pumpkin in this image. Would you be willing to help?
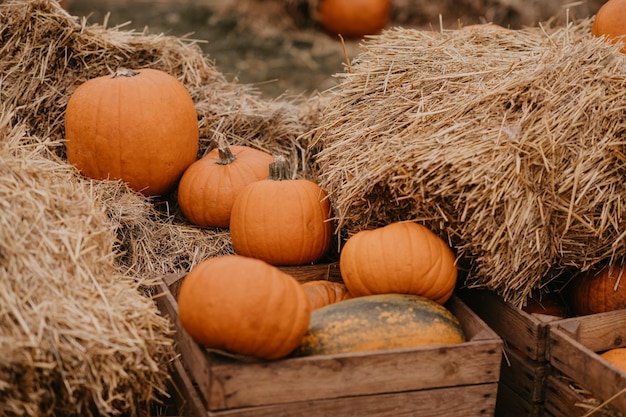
[177,255,311,360]
[339,221,457,304]
[177,141,274,228]
[301,280,353,310]
[592,0,626,53]
[317,0,390,38]
[601,348,626,372]
[568,264,626,316]
[65,68,199,197]
[229,157,333,266]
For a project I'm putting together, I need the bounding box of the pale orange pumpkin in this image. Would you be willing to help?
[65,68,199,197]
[317,0,390,38]
[177,255,311,360]
[568,264,626,316]
[339,221,458,304]
[301,280,353,310]
[177,141,274,228]
[592,0,626,53]
[229,157,333,266]
[601,348,626,373]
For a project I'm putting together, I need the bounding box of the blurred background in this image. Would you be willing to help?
[61,0,606,98]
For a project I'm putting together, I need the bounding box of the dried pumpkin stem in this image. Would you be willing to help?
[216,145,236,165]
[113,68,140,78]
[268,156,290,181]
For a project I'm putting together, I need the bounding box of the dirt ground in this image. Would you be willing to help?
[64,0,605,99]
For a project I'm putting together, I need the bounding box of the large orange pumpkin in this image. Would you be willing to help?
[301,280,353,310]
[568,264,626,316]
[317,0,390,38]
[177,255,311,360]
[65,68,199,197]
[592,0,626,53]
[229,157,333,266]
[177,141,274,228]
[339,221,457,304]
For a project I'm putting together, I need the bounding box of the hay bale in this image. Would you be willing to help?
[0,109,174,416]
[312,21,626,306]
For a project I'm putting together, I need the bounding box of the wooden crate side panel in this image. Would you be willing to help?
[499,346,547,403]
[206,383,499,417]
[549,326,626,413]
[550,311,626,353]
[460,290,552,361]
[495,383,543,417]
[209,340,501,410]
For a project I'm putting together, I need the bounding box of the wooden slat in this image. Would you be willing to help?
[499,346,547,403]
[543,374,620,417]
[206,383,498,417]
[495,383,543,417]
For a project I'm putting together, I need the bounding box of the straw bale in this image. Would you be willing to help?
[0,109,174,416]
[312,21,626,306]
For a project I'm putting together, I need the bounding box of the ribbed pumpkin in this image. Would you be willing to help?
[293,293,465,356]
[317,0,390,38]
[229,157,333,266]
[568,264,626,316]
[339,221,457,304]
[592,0,626,53]
[177,141,274,228]
[177,255,311,360]
[301,280,353,310]
[65,68,199,197]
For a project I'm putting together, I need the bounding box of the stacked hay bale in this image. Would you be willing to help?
[0,0,321,415]
[313,21,626,307]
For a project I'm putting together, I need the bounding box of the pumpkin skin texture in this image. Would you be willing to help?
[339,222,457,304]
[177,255,311,360]
[301,280,353,310]
[177,143,274,228]
[317,0,390,38]
[601,348,626,372]
[568,264,626,316]
[592,0,626,53]
[65,68,199,197]
[229,158,333,266]
[293,293,465,356]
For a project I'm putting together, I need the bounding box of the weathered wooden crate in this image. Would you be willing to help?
[546,310,626,416]
[460,289,564,416]
[543,373,621,417]
[155,265,503,417]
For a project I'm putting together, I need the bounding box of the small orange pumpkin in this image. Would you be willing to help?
[317,0,390,38]
[65,68,199,197]
[592,0,626,53]
[301,280,353,310]
[601,348,626,373]
[177,255,311,360]
[339,221,457,304]
[522,291,568,317]
[568,264,626,316]
[229,157,333,266]
[177,140,274,228]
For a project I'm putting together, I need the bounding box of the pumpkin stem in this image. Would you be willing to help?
[215,137,236,165]
[113,68,140,78]
[268,156,290,181]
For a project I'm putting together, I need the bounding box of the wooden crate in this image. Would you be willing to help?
[543,373,621,417]
[547,310,626,415]
[460,289,565,416]
[155,266,503,417]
